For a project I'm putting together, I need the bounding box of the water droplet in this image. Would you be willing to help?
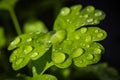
[11,37,21,46]
[66,19,70,22]
[27,38,32,42]
[83,14,89,18]
[72,48,84,58]
[85,36,92,42]
[86,44,90,48]
[16,58,23,65]
[24,46,33,54]
[80,27,87,33]
[97,33,104,38]
[36,31,40,34]
[86,6,95,12]
[47,40,51,44]
[59,48,62,50]
[87,18,93,23]
[94,48,102,54]
[10,56,16,62]
[93,20,99,24]
[52,52,66,63]
[31,52,39,58]
[61,7,70,16]
[79,60,83,63]
[75,35,80,40]
[95,29,99,33]
[94,11,102,16]
[87,54,94,60]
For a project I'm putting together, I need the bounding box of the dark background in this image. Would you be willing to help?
[0,0,120,74]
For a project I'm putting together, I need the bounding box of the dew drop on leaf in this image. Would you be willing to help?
[72,48,84,58]
[60,7,70,16]
[83,14,89,18]
[27,38,32,42]
[85,36,92,42]
[94,11,102,17]
[94,48,102,54]
[87,18,93,23]
[16,58,23,65]
[75,35,80,40]
[31,52,39,58]
[52,52,66,64]
[80,27,87,33]
[24,46,33,54]
[87,54,94,60]
[95,29,99,33]
[97,33,104,38]
[11,37,21,46]
[86,6,95,12]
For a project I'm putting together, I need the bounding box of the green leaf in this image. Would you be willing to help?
[38,74,57,80]
[0,27,6,48]
[52,5,107,68]
[0,0,18,10]
[8,32,52,70]
[54,5,105,32]
[23,20,48,33]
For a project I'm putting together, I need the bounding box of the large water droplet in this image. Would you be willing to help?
[97,33,104,38]
[85,36,92,42]
[61,7,70,16]
[72,48,84,58]
[16,58,23,65]
[27,38,32,42]
[94,11,102,17]
[24,46,33,54]
[86,6,95,12]
[87,18,93,23]
[83,14,89,18]
[52,52,66,63]
[95,29,99,33]
[94,48,102,54]
[80,27,87,33]
[75,35,80,40]
[11,37,21,46]
[87,54,94,60]
[31,52,39,58]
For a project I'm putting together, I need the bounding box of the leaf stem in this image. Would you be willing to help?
[8,8,22,35]
[39,61,54,76]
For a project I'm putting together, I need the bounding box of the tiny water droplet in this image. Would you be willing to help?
[31,52,39,58]
[86,6,95,12]
[87,54,94,60]
[66,19,70,22]
[79,60,83,63]
[97,33,104,38]
[11,37,21,46]
[94,11,102,16]
[27,38,32,42]
[83,14,89,18]
[61,7,70,16]
[16,58,23,65]
[80,27,87,33]
[94,48,102,54]
[95,29,99,33]
[75,35,80,40]
[24,46,33,54]
[36,31,40,34]
[85,36,92,42]
[72,48,84,58]
[93,20,99,24]
[86,44,90,48]
[52,52,66,63]
[47,40,51,44]
[87,18,93,23]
